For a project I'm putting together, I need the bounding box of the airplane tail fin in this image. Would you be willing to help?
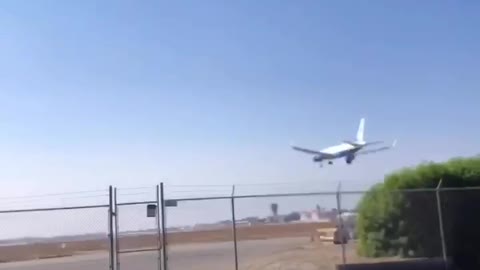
[356,118,365,143]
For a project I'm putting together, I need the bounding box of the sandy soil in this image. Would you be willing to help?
[0,222,333,263]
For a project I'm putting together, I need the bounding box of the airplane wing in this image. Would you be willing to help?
[343,140,384,147]
[291,145,322,155]
[290,145,336,158]
[364,140,384,146]
[356,140,397,155]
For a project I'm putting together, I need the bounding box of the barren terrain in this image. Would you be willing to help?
[0,222,409,270]
[0,222,331,263]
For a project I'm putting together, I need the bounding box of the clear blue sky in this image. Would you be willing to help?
[1,1,479,198]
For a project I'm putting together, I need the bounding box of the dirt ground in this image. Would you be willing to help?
[0,222,333,263]
[243,242,408,270]
[0,221,420,270]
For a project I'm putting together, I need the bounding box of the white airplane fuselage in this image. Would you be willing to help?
[313,143,363,163]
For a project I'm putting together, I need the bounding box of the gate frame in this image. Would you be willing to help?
[112,185,164,270]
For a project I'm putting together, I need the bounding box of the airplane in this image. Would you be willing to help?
[291,118,396,167]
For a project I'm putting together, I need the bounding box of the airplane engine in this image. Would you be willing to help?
[313,155,323,162]
[346,153,355,164]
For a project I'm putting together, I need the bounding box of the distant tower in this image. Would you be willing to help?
[270,203,279,221]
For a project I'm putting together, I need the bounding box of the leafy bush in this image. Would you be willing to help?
[356,156,480,267]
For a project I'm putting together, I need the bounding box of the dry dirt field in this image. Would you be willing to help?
[0,221,420,270]
[0,222,333,263]
[241,242,407,270]
[0,221,417,270]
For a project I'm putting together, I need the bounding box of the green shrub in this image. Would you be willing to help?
[356,156,480,265]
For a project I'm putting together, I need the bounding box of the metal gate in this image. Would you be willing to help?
[111,184,166,270]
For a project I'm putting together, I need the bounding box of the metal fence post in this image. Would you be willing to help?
[436,179,448,269]
[156,185,162,270]
[336,182,346,266]
[114,188,120,270]
[231,185,239,270]
[108,186,115,270]
[160,182,168,270]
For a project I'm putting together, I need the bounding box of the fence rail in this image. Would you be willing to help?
[0,183,476,270]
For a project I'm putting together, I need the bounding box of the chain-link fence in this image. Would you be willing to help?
[0,189,111,270]
[1,183,478,270]
[163,197,234,270]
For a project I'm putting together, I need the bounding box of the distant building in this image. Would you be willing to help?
[299,210,330,223]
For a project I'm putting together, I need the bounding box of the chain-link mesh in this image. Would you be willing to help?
[116,204,160,252]
[340,189,445,269]
[2,185,479,270]
[440,188,480,269]
[0,206,110,268]
[164,198,234,270]
[114,187,162,270]
[233,193,340,270]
